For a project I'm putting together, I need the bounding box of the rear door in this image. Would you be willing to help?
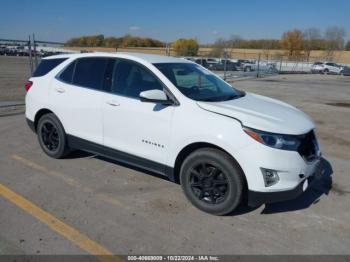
[50,57,112,145]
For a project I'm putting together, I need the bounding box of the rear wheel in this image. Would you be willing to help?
[180,148,245,215]
[37,113,70,159]
[323,68,329,75]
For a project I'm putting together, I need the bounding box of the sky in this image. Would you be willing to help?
[0,0,349,44]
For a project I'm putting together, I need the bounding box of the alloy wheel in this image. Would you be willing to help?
[189,162,229,204]
[41,122,60,152]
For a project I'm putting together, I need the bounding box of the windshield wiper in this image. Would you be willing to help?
[200,97,222,102]
[200,94,243,102]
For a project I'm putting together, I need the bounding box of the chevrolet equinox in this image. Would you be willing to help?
[25,53,321,215]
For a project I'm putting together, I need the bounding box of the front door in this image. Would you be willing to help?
[102,59,175,166]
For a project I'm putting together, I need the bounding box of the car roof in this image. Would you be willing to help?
[43,52,192,64]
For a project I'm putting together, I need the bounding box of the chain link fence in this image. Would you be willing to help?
[1,38,346,81]
[0,36,72,75]
[180,49,321,81]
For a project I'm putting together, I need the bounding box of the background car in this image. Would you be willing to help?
[194,58,209,68]
[242,61,277,73]
[206,58,219,67]
[310,62,324,73]
[340,66,350,76]
[311,62,343,74]
[242,61,256,72]
[236,59,251,70]
[209,59,238,71]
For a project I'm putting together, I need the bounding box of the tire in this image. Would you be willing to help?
[37,113,70,159]
[323,69,329,75]
[180,148,245,215]
[244,66,251,72]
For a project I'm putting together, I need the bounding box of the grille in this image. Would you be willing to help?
[297,130,319,162]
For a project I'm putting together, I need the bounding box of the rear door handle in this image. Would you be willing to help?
[55,87,65,93]
[106,100,120,106]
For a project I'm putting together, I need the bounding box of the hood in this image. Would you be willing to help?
[197,92,315,135]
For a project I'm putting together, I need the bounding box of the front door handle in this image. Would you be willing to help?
[55,87,65,93]
[106,100,120,106]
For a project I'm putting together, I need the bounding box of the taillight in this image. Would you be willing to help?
[25,81,33,92]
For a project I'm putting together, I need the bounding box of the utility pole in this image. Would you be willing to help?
[257,53,261,78]
[28,35,33,74]
[165,42,171,56]
[223,50,227,81]
[33,33,38,68]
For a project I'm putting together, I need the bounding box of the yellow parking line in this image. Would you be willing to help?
[11,154,123,207]
[0,183,123,262]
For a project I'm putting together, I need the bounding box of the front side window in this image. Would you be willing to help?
[33,58,67,77]
[111,60,163,98]
[73,58,108,90]
[154,63,244,102]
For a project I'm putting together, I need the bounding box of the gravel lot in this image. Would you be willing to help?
[0,56,349,257]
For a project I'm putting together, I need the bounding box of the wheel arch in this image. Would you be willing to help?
[33,108,54,131]
[173,142,247,189]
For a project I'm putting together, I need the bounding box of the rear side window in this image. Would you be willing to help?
[73,58,108,90]
[32,58,67,77]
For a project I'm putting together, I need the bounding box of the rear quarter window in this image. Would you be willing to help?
[32,58,67,77]
[58,61,76,83]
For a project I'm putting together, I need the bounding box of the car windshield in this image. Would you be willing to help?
[153,63,244,102]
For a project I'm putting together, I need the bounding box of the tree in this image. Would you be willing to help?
[209,37,229,57]
[172,38,199,56]
[65,34,164,48]
[325,26,346,50]
[208,36,282,54]
[229,35,243,48]
[104,37,123,48]
[280,29,304,58]
[303,28,322,60]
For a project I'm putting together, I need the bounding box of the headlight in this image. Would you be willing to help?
[243,127,301,151]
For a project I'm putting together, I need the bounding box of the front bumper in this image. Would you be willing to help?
[248,174,316,206]
[231,129,322,206]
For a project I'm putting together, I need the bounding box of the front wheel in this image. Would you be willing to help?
[180,148,245,215]
[37,113,70,159]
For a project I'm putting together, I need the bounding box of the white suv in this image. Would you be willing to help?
[311,62,343,74]
[25,53,321,215]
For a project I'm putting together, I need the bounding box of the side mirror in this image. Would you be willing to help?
[139,90,173,105]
